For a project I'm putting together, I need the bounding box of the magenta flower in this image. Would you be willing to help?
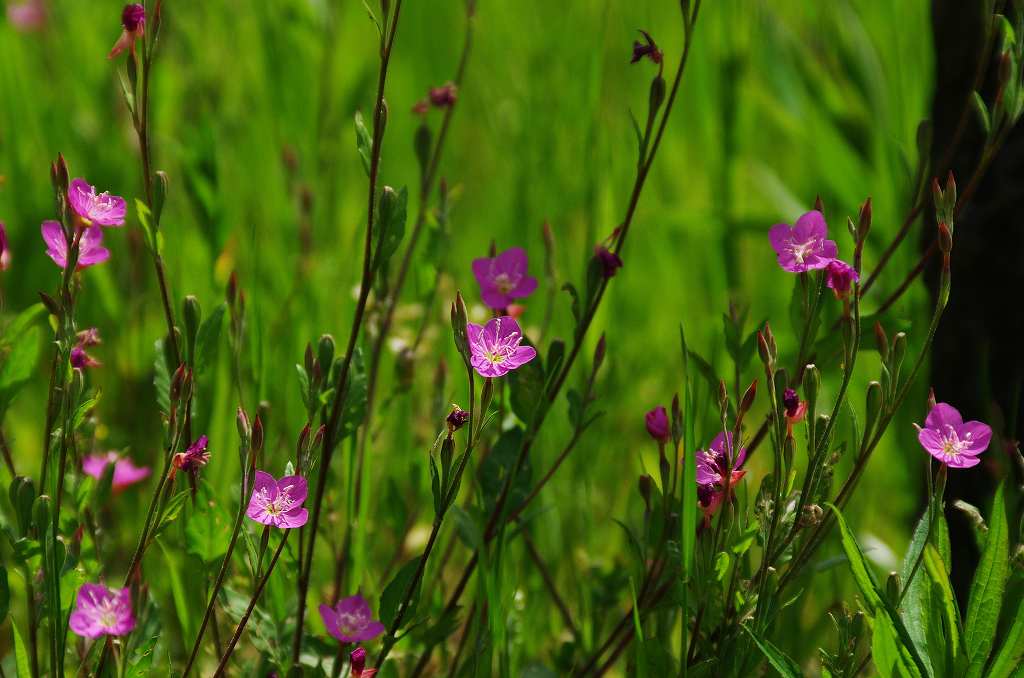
[594,245,623,278]
[0,222,10,270]
[108,4,145,59]
[172,435,210,476]
[631,30,662,65]
[915,402,992,469]
[467,316,537,378]
[428,82,458,108]
[319,595,386,643]
[42,221,110,269]
[768,211,838,273]
[696,432,747,517]
[68,178,126,227]
[825,259,859,296]
[69,583,135,638]
[350,647,379,678]
[82,453,151,491]
[645,406,670,443]
[246,470,308,528]
[6,0,46,32]
[471,247,538,310]
[76,327,102,347]
[70,346,100,369]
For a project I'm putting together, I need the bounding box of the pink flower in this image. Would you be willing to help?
[915,402,992,469]
[68,178,126,227]
[631,30,662,65]
[471,247,538,310]
[319,595,386,643]
[0,222,10,270]
[41,221,109,269]
[70,346,100,370]
[108,4,145,59]
[82,453,151,491]
[825,259,859,296]
[768,211,838,273]
[350,647,379,678]
[696,432,747,520]
[6,0,46,32]
[172,435,210,476]
[428,82,457,108]
[594,245,623,278]
[246,470,308,528]
[645,406,669,443]
[76,327,102,347]
[467,316,537,378]
[69,583,135,639]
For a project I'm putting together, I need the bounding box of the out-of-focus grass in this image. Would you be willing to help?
[0,0,935,671]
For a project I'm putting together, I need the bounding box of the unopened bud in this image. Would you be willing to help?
[814,195,824,212]
[739,380,758,416]
[858,197,872,241]
[938,222,953,255]
[414,123,432,179]
[317,335,335,375]
[892,333,907,372]
[649,75,666,115]
[865,381,883,436]
[236,407,251,443]
[638,474,653,511]
[757,331,772,367]
[874,322,889,361]
[154,170,169,224]
[927,387,937,411]
[594,333,606,371]
[296,423,311,458]
[886,572,901,605]
[803,364,820,409]
[252,415,265,452]
[170,364,187,402]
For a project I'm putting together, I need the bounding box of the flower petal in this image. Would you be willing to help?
[511,274,538,298]
[793,210,827,241]
[41,220,67,267]
[278,475,308,505]
[494,247,528,277]
[958,421,992,454]
[768,223,792,254]
[925,403,963,430]
[318,603,341,641]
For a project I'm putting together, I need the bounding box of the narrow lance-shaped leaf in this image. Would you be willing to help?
[964,481,1010,678]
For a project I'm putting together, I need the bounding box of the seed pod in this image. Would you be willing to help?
[865,381,883,438]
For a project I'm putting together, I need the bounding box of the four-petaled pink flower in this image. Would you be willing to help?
[471,247,538,310]
[645,406,670,444]
[467,316,537,378]
[70,346,101,370]
[69,583,136,639]
[768,211,838,273]
[319,595,386,643]
[68,178,126,227]
[696,432,747,520]
[42,221,110,269]
[0,222,10,271]
[82,452,151,491]
[915,402,991,469]
[825,259,859,296]
[246,470,309,528]
[350,647,379,678]
[109,4,146,59]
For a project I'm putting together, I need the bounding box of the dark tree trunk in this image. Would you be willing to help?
[929,0,1024,606]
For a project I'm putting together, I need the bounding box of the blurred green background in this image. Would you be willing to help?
[0,0,938,673]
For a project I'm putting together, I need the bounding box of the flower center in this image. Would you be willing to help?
[792,240,814,264]
[260,488,296,516]
[940,426,972,459]
[97,599,120,630]
[493,273,516,294]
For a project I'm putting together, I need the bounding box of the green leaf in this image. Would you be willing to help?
[157,538,194,642]
[12,621,31,678]
[185,495,233,563]
[829,505,928,677]
[379,556,422,632]
[194,302,226,375]
[0,325,42,415]
[508,343,545,423]
[742,624,802,677]
[987,583,1024,678]
[152,490,189,540]
[900,507,943,677]
[0,303,46,350]
[871,611,922,678]
[964,481,1010,678]
[372,186,408,277]
[355,110,373,176]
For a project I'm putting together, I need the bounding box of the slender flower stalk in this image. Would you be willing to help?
[291,1,405,663]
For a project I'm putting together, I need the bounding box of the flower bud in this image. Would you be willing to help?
[450,292,470,363]
[227,270,238,307]
[874,321,889,361]
[757,330,772,368]
[38,291,61,317]
[446,405,470,434]
[32,494,51,535]
[858,197,872,242]
[638,474,653,512]
[885,572,901,606]
[296,423,311,459]
[252,415,265,452]
[236,407,251,444]
[170,364,187,403]
[814,194,825,212]
[593,333,607,373]
[55,153,69,195]
[739,379,758,416]
[891,332,907,373]
[183,295,202,362]
[763,322,777,359]
[154,170,169,225]
[645,406,670,444]
[671,393,683,445]
[649,75,666,115]
[865,381,883,437]
[802,364,820,412]
[937,221,953,255]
